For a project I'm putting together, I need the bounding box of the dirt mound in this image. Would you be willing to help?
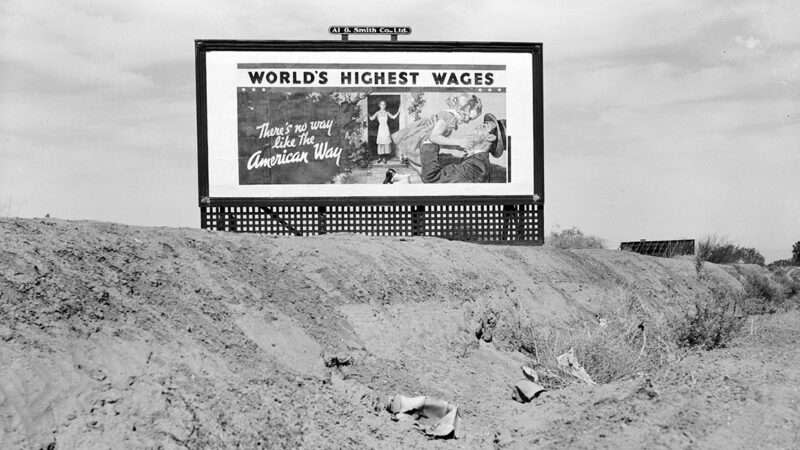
[1,218,796,449]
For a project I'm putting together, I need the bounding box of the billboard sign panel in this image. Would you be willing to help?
[196,40,542,205]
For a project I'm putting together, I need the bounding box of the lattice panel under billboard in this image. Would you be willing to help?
[201,203,542,243]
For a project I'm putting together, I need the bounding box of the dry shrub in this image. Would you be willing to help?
[672,286,745,350]
[547,227,604,249]
[697,235,732,263]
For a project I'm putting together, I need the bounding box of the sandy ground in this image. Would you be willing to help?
[1,217,798,449]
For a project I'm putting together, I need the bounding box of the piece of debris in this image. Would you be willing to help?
[391,412,416,422]
[512,380,546,403]
[387,394,426,415]
[323,353,353,368]
[638,322,647,355]
[521,365,539,383]
[493,429,515,447]
[0,325,13,342]
[475,312,497,343]
[556,348,596,385]
[422,404,459,438]
[386,394,461,439]
[633,377,659,400]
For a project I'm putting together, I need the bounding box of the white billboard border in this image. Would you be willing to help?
[195,40,544,207]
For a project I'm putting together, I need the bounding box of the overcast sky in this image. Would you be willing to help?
[1,0,798,261]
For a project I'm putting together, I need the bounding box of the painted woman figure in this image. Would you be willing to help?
[369,100,399,164]
[391,94,492,183]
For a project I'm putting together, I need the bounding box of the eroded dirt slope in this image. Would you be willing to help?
[1,218,797,449]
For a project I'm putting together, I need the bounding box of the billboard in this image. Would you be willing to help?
[196,41,543,204]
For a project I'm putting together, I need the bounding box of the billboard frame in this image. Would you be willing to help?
[195,39,544,242]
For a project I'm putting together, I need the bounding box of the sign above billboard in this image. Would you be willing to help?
[196,40,543,206]
[329,26,411,35]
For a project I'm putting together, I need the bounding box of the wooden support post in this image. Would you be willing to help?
[318,206,327,235]
[228,212,238,232]
[502,204,520,240]
[216,207,225,231]
[515,205,525,239]
[411,205,425,236]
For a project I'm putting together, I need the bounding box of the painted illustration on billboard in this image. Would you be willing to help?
[236,65,509,186]
[202,47,538,199]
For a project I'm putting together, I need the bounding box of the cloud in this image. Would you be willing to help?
[735,35,761,50]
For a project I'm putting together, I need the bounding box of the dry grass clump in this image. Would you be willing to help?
[510,293,674,387]
[495,252,793,390]
[507,283,749,388]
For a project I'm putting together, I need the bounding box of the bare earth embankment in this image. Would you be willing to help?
[1,218,798,449]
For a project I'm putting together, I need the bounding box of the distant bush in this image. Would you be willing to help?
[794,241,800,264]
[767,267,800,305]
[696,235,764,265]
[767,242,800,267]
[768,259,796,268]
[547,227,604,249]
[742,272,784,313]
[737,247,766,265]
[744,273,780,302]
